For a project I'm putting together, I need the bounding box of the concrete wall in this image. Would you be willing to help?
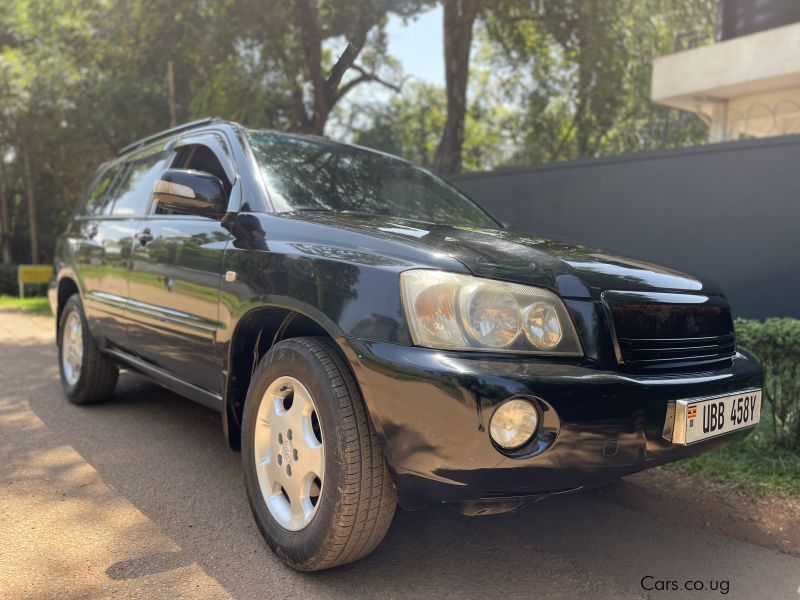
[451,135,800,319]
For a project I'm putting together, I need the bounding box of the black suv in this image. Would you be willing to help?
[50,118,763,571]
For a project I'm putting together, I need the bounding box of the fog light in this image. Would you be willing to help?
[489,399,539,449]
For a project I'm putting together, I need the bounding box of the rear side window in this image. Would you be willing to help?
[84,165,122,215]
[109,151,169,216]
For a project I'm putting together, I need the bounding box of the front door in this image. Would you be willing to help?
[126,134,236,395]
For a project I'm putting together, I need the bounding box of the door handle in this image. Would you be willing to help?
[136,229,154,245]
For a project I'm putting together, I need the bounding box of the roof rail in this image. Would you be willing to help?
[116,117,223,156]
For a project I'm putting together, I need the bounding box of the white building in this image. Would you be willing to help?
[651,5,800,142]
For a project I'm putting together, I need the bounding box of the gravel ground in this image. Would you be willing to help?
[1,310,798,600]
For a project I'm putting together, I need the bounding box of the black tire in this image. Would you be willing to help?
[57,294,118,405]
[242,337,396,571]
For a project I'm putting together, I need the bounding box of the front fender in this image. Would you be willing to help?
[218,212,466,349]
[216,212,458,448]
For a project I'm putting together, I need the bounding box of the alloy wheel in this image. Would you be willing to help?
[253,376,324,531]
[61,311,84,386]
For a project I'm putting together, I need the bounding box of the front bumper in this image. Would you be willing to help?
[346,340,763,504]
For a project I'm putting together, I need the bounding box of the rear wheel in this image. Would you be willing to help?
[58,294,118,404]
[242,337,396,571]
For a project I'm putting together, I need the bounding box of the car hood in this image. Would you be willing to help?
[278,212,718,299]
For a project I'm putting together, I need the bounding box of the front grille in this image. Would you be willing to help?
[603,292,735,368]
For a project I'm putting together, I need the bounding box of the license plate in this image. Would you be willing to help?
[663,389,761,445]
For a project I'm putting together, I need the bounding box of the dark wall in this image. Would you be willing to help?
[718,0,800,41]
[452,135,800,319]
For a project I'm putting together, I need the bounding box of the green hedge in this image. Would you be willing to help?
[735,318,800,450]
[0,264,17,296]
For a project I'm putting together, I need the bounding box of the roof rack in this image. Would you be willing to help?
[116,117,223,156]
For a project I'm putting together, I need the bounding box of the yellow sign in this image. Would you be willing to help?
[18,264,53,285]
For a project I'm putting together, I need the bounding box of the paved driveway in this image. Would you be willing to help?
[1,311,798,599]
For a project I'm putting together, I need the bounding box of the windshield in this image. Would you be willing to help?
[247,130,498,228]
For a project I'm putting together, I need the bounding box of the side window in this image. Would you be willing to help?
[153,144,231,215]
[83,165,122,215]
[175,144,230,190]
[109,151,170,216]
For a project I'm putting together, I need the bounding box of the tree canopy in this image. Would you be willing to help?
[0,0,714,266]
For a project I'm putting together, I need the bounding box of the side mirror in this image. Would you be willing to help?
[153,169,227,217]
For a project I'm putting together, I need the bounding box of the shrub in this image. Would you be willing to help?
[735,318,800,450]
[0,264,17,296]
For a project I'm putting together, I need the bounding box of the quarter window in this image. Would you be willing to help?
[84,165,122,215]
[110,152,170,216]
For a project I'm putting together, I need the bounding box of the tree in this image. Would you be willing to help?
[434,0,480,174]
[482,0,715,163]
[349,78,513,171]
[194,0,430,135]
[363,0,714,174]
[0,0,719,269]
[0,0,225,263]
[291,0,399,134]
[0,159,11,264]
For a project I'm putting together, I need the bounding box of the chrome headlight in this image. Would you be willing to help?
[400,270,583,355]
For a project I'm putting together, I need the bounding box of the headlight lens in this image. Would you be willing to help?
[459,284,520,347]
[524,302,562,350]
[490,399,539,449]
[400,270,582,355]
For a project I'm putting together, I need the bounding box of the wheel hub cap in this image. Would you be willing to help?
[61,312,83,386]
[253,376,324,531]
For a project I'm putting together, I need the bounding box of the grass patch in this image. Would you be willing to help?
[669,424,800,498]
[671,318,800,499]
[0,295,52,315]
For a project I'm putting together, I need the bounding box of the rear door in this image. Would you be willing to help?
[76,148,171,350]
[73,163,132,348]
[126,132,236,395]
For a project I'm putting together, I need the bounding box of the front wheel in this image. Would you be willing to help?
[242,337,396,571]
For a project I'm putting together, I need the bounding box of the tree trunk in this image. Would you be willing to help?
[167,61,177,128]
[0,191,11,265]
[434,0,480,175]
[0,163,11,264]
[295,0,326,134]
[23,145,38,264]
[294,1,371,135]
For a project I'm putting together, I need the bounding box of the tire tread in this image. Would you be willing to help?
[294,337,395,570]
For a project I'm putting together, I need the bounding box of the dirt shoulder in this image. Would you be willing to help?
[594,467,800,557]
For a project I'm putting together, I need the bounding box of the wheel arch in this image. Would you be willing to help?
[55,275,81,338]
[223,304,370,451]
